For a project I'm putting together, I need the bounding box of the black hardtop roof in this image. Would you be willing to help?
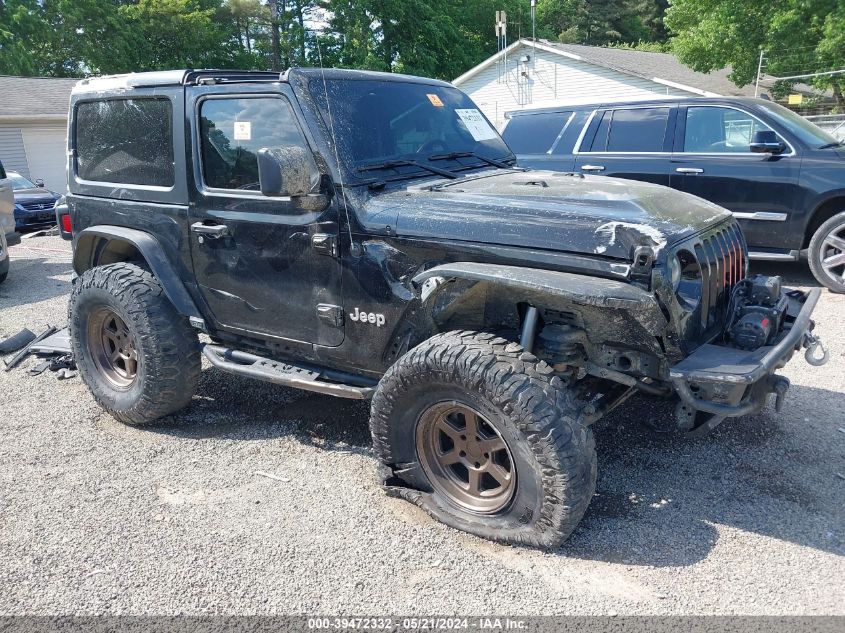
[506,96,769,119]
[72,67,453,94]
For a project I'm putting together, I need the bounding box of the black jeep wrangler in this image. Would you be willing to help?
[59,69,828,548]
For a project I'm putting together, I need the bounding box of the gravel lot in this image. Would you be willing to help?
[0,235,843,616]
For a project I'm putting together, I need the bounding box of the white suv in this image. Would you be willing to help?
[0,160,16,283]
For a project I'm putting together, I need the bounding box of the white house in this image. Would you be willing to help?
[0,76,77,192]
[454,39,781,129]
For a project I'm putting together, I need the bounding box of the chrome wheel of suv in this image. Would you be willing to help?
[809,211,845,293]
[820,226,845,281]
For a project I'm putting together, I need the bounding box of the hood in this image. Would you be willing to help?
[14,188,60,204]
[361,169,731,261]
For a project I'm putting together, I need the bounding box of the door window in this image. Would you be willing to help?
[682,106,776,153]
[199,96,316,192]
[583,107,669,152]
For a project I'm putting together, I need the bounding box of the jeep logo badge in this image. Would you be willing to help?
[349,307,385,327]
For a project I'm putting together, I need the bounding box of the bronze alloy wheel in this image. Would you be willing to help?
[86,306,139,389]
[416,401,516,514]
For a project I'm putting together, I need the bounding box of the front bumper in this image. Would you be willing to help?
[15,207,58,229]
[668,287,825,435]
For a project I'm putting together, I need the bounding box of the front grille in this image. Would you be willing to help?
[680,221,747,336]
[19,200,55,212]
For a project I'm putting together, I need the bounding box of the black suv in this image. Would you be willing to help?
[60,70,827,548]
[502,97,845,292]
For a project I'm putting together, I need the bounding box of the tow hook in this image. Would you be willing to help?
[803,332,829,367]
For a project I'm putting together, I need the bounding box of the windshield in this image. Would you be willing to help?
[8,173,37,190]
[755,100,840,148]
[309,79,514,179]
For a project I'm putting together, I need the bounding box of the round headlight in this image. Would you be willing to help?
[668,253,681,290]
[675,249,702,307]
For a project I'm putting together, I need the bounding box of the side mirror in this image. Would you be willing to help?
[750,130,785,154]
[35,178,45,187]
[257,147,317,197]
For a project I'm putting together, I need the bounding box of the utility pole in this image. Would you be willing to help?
[531,0,536,70]
[754,49,764,98]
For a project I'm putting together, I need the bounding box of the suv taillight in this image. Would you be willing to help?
[55,197,72,240]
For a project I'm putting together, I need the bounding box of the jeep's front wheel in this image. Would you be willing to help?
[69,262,201,425]
[370,330,595,548]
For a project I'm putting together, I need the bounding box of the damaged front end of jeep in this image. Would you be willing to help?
[413,218,828,437]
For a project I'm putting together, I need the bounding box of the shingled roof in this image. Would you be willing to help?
[455,39,819,98]
[0,75,79,119]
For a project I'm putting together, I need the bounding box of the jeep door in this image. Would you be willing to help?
[670,104,802,253]
[186,85,343,347]
[573,105,675,185]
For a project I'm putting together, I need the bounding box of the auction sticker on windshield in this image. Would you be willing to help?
[456,108,498,141]
[234,121,252,141]
[427,93,444,107]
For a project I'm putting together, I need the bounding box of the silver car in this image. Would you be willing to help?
[0,160,17,283]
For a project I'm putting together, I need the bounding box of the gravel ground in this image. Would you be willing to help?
[0,235,843,616]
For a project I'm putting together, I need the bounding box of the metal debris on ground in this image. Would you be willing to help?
[3,326,75,379]
[0,328,37,354]
[3,326,59,370]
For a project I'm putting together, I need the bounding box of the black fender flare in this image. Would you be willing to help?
[73,225,203,320]
[408,260,669,361]
[413,261,662,313]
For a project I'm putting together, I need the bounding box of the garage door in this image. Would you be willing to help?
[0,127,30,179]
[21,127,68,193]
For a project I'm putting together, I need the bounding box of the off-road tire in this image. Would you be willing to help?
[370,330,596,548]
[809,210,845,293]
[69,262,201,425]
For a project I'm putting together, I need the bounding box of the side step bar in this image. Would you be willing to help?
[202,344,376,400]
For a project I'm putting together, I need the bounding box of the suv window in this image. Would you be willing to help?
[75,98,174,187]
[199,96,315,192]
[503,112,572,154]
[585,107,669,152]
[682,106,776,153]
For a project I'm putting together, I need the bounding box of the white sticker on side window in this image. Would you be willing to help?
[455,109,498,141]
[234,121,252,141]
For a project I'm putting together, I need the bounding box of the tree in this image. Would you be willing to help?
[536,0,668,46]
[0,0,47,75]
[116,0,232,71]
[666,0,845,106]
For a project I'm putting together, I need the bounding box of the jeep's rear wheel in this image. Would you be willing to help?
[86,307,139,389]
[370,330,595,548]
[69,262,201,425]
[809,211,845,293]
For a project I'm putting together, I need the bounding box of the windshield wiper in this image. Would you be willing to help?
[357,159,458,179]
[427,151,512,169]
[818,141,844,149]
